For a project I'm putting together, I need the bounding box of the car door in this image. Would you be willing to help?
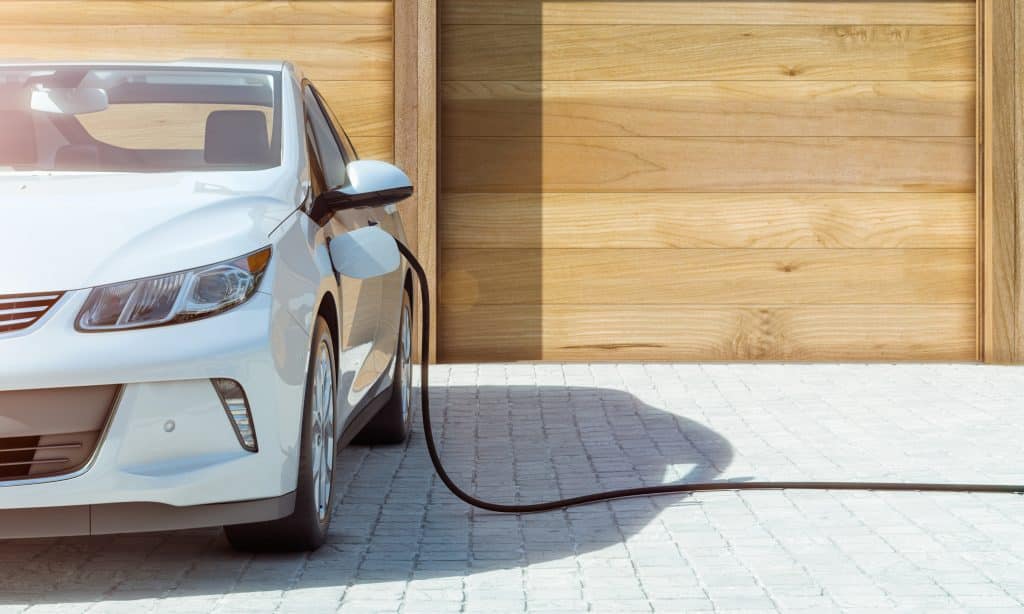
[303,85,382,423]
[311,87,406,393]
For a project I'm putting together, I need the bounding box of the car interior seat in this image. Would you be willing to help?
[203,110,271,167]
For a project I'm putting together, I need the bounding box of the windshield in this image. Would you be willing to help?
[0,66,282,173]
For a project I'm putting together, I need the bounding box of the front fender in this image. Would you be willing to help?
[265,210,340,459]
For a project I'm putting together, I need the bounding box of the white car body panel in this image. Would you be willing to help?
[0,171,299,294]
[0,60,409,533]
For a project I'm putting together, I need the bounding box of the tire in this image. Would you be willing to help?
[224,316,337,552]
[353,287,413,445]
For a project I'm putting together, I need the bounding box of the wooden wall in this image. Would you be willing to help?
[439,0,978,362]
[0,0,394,161]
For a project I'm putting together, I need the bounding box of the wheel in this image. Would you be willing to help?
[354,287,413,445]
[224,316,337,552]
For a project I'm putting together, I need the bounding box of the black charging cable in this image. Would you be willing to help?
[394,240,1024,513]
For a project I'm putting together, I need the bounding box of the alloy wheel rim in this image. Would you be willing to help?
[311,340,334,523]
[400,303,413,426]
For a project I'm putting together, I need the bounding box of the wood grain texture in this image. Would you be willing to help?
[978,0,1024,362]
[440,249,975,305]
[1,25,393,81]
[441,81,976,137]
[441,1,976,26]
[315,81,393,137]
[350,136,393,162]
[982,0,1021,362]
[418,0,439,362]
[440,193,977,249]
[395,0,420,255]
[441,25,976,81]
[394,0,439,361]
[442,137,975,193]
[437,1,979,362]
[0,1,392,24]
[439,304,977,362]
[1016,0,1024,361]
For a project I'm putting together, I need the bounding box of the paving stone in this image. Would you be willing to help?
[1,364,1023,612]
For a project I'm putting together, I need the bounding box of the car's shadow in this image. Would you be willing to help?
[0,385,732,605]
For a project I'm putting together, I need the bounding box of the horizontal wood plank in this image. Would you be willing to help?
[351,136,393,162]
[441,25,975,81]
[1,25,393,81]
[437,2,978,363]
[317,81,394,137]
[440,193,976,249]
[440,248,975,305]
[439,304,977,362]
[442,137,975,193]
[441,1,976,26]
[441,81,976,137]
[2,1,393,24]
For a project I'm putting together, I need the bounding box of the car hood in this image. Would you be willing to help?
[0,170,304,294]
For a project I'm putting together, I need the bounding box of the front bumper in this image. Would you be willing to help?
[0,288,311,519]
[0,493,295,538]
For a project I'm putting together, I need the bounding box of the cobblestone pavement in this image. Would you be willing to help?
[2,364,1024,613]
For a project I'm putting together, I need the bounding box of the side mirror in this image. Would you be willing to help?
[311,160,413,223]
[328,225,401,279]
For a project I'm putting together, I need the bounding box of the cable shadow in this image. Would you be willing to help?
[0,385,731,603]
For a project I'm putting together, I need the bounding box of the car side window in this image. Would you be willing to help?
[311,87,359,161]
[303,85,347,189]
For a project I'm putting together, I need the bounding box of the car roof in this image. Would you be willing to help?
[0,59,288,72]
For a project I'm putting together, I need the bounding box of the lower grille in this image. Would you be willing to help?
[0,385,120,482]
[0,292,62,334]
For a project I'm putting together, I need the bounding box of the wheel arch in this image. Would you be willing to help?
[315,291,340,364]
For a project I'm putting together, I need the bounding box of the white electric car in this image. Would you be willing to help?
[0,60,415,551]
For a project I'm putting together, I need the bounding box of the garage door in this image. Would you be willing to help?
[0,0,394,162]
[439,0,978,362]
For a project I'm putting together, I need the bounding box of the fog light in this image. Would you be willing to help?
[211,378,258,452]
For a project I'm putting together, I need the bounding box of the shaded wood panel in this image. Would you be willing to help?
[1,25,393,81]
[443,137,975,193]
[441,25,975,81]
[440,304,977,362]
[442,0,976,26]
[441,193,977,249]
[0,1,392,24]
[441,248,975,305]
[441,81,976,137]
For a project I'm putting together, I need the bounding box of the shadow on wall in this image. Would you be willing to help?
[438,0,543,361]
[0,386,732,602]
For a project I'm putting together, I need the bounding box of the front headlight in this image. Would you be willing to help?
[76,247,271,331]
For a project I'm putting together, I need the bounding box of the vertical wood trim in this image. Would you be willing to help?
[394,0,437,362]
[1016,3,1024,358]
[395,0,417,254]
[980,0,989,358]
[418,0,438,364]
[982,0,1021,362]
